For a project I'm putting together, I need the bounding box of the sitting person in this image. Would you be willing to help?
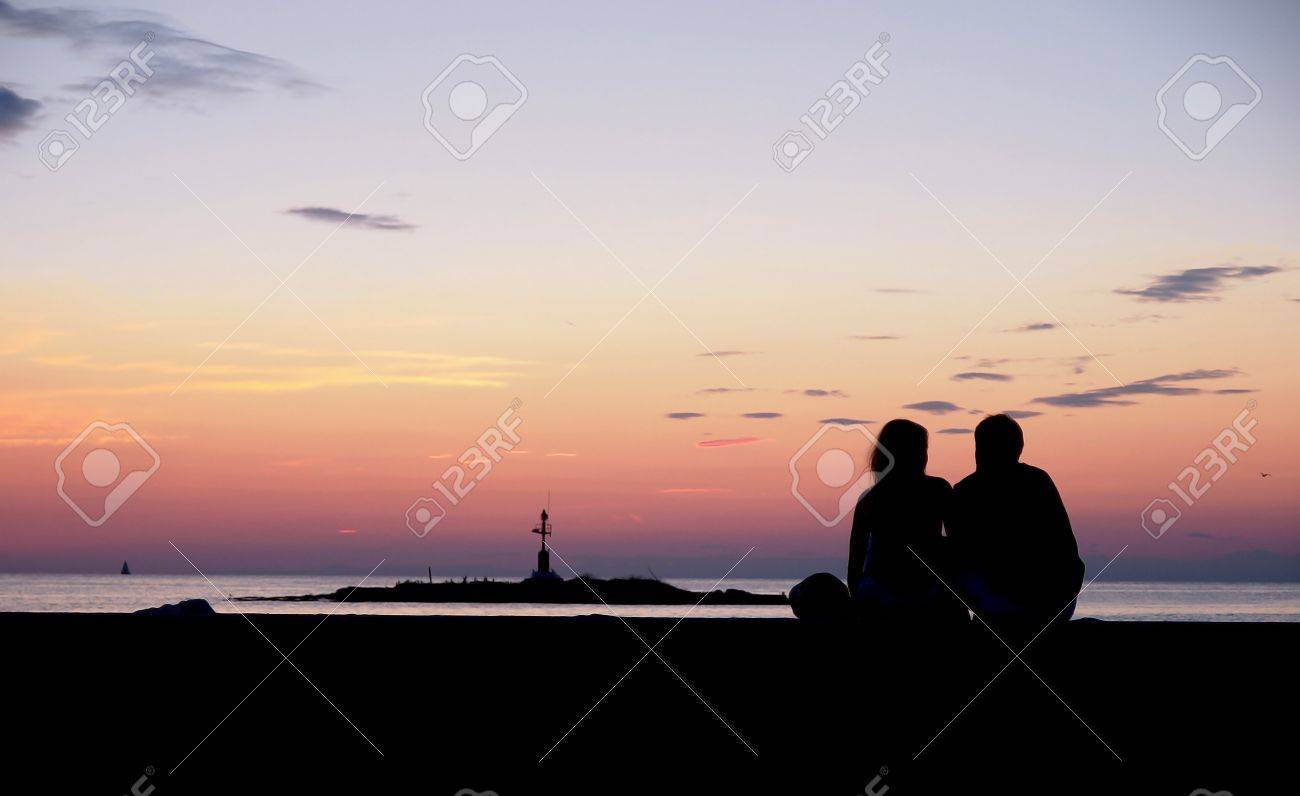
[947,414,1084,632]
[846,419,965,623]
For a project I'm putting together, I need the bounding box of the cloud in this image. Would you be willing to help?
[658,487,732,494]
[937,427,972,435]
[696,386,754,394]
[1213,388,1255,395]
[849,335,900,341]
[697,350,753,358]
[0,1,323,99]
[1009,322,1056,332]
[902,400,962,414]
[740,412,782,419]
[1001,410,1044,419]
[0,85,40,140]
[952,371,1012,382]
[21,345,525,395]
[696,436,765,448]
[819,417,872,426]
[872,287,925,294]
[285,207,415,232]
[1119,312,1174,324]
[665,412,705,420]
[1033,369,1240,408]
[1117,265,1283,302]
[545,452,578,457]
[337,528,357,535]
[791,388,848,398]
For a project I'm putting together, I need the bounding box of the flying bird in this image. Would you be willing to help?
[1261,472,1272,478]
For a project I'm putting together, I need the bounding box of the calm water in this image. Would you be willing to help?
[1,574,1298,621]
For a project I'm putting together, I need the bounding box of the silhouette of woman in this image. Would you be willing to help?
[847,419,965,622]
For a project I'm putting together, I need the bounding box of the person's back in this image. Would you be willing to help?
[852,473,950,595]
[847,419,965,623]
[947,415,1084,627]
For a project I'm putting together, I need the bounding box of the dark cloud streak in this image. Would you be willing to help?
[0,85,40,139]
[1033,369,1240,408]
[1117,265,1282,302]
[285,206,416,232]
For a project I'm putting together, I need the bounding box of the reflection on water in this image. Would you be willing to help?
[0,574,1298,621]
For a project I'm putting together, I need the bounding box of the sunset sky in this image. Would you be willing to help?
[2,0,1297,578]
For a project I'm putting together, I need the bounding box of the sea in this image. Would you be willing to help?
[1,574,1298,621]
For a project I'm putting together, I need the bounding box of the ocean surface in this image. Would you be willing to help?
[1,574,1298,621]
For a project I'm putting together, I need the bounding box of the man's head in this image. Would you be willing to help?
[974,413,1024,469]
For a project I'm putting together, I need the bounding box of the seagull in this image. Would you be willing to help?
[1261,472,1272,478]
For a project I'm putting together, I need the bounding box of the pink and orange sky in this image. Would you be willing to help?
[1,0,1298,578]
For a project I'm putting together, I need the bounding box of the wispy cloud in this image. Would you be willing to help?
[872,288,924,294]
[285,207,415,232]
[819,417,872,425]
[0,85,40,140]
[0,1,323,99]
[1117,265,1283,302]
[665,411,705,420]
[1008,322,1056,332]
[545,452,578,457]
[696,436,765,448]
[740,411,782,419]
[1033,369,1241,408]
[790,388,848,398]
[952,371,1012,382]
[697,350,754,358]
[696,386,754,394]
[849,334,900,341]
[20,345,522,394]
[902,400,962,414]
[937,427,972,435]
[1001,409,1044,419]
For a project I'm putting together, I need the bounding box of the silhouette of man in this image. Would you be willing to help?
[947,414,1084,629]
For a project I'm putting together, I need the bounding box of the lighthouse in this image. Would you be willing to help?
[530,508,561,580]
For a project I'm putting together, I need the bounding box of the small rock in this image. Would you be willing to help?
[134,598,216,618]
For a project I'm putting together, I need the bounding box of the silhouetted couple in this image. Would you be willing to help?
[791,414,1084,633]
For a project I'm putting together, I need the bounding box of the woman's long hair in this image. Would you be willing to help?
[871,418,929,477]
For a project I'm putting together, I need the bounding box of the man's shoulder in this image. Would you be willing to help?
[1017,462,1055,483]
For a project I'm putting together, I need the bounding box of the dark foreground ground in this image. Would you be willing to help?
[5,612,1291,794]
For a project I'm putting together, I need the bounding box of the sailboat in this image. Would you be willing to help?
[121,560,131,575]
